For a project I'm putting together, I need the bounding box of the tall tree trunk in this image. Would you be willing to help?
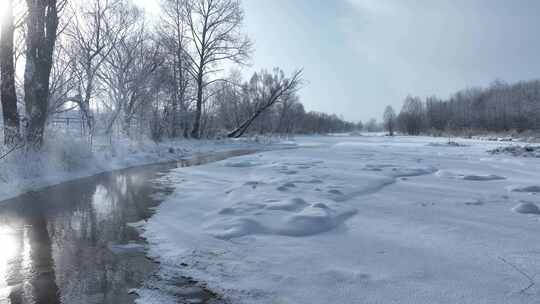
[171,65,179,138]
[0,0,21,145]
[24,0,59,148]
[190,72,203,139]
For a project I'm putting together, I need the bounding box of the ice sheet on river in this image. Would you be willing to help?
[139,135,540,304]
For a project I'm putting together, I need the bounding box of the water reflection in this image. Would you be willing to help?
[0,164,171,304]
[0,149,257,304]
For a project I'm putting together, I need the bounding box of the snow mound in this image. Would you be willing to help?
[362,164,392,171]
[224,160,261,168]
[328,189,344,195]
[280,205,357,237]
[464,199,484,206]
[362,164,436,178]
[463,174,506,181]
[488,145,540,158]
[512,202,540,214]
[244,181,265,189]
[218,202,265,215]
[206,199,357,239]
[289,178,323,184]
[265,197,308,211]
[436,170,506,181]
[390,166,437,178]
[427,141,468,147]
[206,218,267,239]
[511,185,540,193]
[276,182,297,191]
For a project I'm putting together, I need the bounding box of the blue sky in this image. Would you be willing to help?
[139,0,540,122]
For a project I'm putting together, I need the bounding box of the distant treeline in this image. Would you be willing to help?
[394,79,540,135]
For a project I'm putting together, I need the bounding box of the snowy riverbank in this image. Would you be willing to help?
[0,133,289,202]
[138,134,540,304]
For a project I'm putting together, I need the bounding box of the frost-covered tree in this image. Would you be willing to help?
[365,118,380,132]
[227,69,303,138]
[184,0,252,138]
[98,6,162,137]
[383,105,396,136]
[0,0,21,145]
[356,120,363,132]
[24,0,63,147]
[64,0,127,136]
[398,96,424,135]
[159,0,192,138]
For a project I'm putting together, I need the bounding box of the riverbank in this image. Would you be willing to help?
[0,132,291,202]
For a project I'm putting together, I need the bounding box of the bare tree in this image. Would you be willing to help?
[24,0,63,147]
[184,0,252,138]
[383,105,396,136]
[98,7,162,137]
[356,120,363,132]
[47,40,79,115]
[227,68,303,138]
[159,0,192,138]
[65,0,126,136]
[398,96,424,135]
[0,0,21,145]
[274,94,301,135]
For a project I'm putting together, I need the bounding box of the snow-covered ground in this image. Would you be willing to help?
[139,134,540,304]
[0,132,284,202]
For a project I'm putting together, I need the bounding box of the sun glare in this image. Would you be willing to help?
[0,9,5,27]
[0,225,19,291]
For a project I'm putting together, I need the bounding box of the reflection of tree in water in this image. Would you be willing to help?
[26,215,61,304]
[49,169,163,304]
[0,164,175,304]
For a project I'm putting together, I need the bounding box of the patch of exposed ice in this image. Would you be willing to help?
[512,201,540,214]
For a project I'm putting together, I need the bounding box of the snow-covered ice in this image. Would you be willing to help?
[140,134,540,304]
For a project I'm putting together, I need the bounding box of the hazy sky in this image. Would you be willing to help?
[137,0,540,122]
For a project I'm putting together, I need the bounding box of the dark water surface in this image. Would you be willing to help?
[0,149,257,304]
